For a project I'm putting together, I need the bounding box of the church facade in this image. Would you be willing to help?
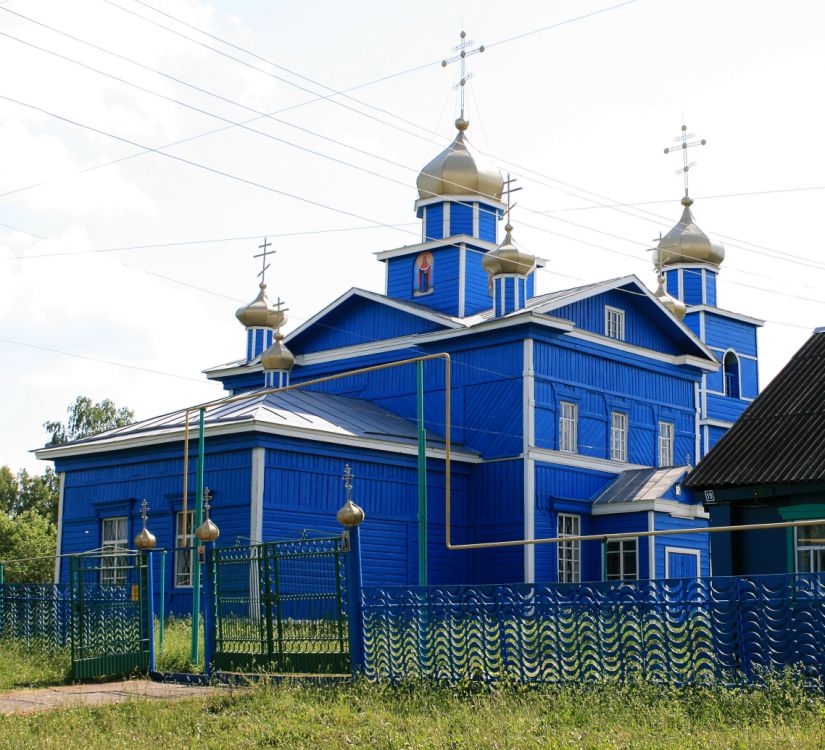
[37,115,761,614]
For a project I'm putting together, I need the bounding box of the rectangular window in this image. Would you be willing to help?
[101,516,128,585]
[606,538,638,580]
[796,524,825,573]
[559,401,578,453]
[605,306,625,341]
[175,511,195,588]
[611,412,628,462]
[658,421,674,467]
[558,513,581,583]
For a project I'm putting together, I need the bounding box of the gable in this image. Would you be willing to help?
[549,284,707,358]
[287,292,453,355]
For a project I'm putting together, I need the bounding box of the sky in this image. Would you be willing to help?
[1,0,824,473]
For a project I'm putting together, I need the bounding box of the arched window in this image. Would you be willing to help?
[723,351,740,398]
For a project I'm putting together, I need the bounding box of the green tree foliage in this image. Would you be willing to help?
[0,511,56,583]
[0,466,60,522]
[43,395,134,447]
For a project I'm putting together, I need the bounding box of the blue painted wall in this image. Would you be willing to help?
[451,202,473,236]
[386,246,462,316]
[425,203,443,241]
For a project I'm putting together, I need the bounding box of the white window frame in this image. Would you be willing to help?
[559,401,578,454]
[175,510,195,588]
[610,411,628,462]
[101,516,128,586]
[604,537,639,581]
[664,547,701,578]
[557,513,581,583]
[795,525,825,573]
[605,306,625,341]
[658,421,675,467]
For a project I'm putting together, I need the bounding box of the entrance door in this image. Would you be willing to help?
[665,548,700,579]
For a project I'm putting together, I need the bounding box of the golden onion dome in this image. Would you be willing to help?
[482,224,536,276]
[133,527,157,550]
[655,197,725,267]
[416,118,504,200]
[654,274,687,321]
[261,333,295,372]
[235,283,286,329]
[194,517,220,543]
[336,498,365,527]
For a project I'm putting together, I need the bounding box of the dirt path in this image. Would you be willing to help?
[0,680,224,714]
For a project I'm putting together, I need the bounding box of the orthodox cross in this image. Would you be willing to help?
[139,499,149,532]
[441,29,485,120]
[502,173,522,225]
[343,464,354,502]
[203,487,212,519]
[664,124,706,198]
[253,237,274,286]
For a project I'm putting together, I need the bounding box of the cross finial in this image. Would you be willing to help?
[253,237,275,286]
[502,173,522,226]
[343,464,353,502]
[139,499,149,530]
[203,487,212,518]
[664,124,706,198]
[441,29,485,121]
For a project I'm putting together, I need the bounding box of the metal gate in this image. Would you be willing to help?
[210,536,348,674]
[69,551,151,679]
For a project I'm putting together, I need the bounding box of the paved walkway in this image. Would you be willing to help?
[0,680,221,715]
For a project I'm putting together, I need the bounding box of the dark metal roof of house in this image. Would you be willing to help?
[592,466,689,505]
[686,329,825,489]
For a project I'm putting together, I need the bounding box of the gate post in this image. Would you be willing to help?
[202,543,215,677]
[145,551,156,672]
[337,467,366,678]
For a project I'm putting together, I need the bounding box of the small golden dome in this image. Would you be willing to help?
[655,197,725,267]
[133,527,157,550]
[337,498,365,527]
[416,119,503,200]
[654,274,687,321]
[261,333,295,372]
[194,517,220,542]
[235,283,286,329]
[482,224,536,276]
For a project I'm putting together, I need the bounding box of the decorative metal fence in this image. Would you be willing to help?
[362,573,825,685]
[0,583,70,650]
[210,536,349,674]
[69,551,152,679]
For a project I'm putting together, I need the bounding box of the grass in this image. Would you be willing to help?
[0,674,824,749]
[0,641,69,690]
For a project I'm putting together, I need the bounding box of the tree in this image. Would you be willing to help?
[0,466,60,522]
[43,395,134,447]
[0,510,57,583]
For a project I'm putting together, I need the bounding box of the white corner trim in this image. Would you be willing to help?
[684,304,765,327]
[664,546,701,578]
[443,202,450,238]
[529,447,647,475]
[592,499,709,519]
[472,203,480,237]
[648,510,656,580]
[250,447,265,545]
[54,472,65,584]
[523,338,535,584]
[458,243,466,318]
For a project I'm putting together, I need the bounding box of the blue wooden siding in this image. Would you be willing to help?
[706,393,748,423]
[740,357,758,398]
[707,424,728,451]
[425,203,443,241]
[652,513,710,577]
[666,270,679,298]
[289,295,446,355]
[451,202,473,236]
[706,271,717,306]
[464,245,493,315]
[703,314,758,356]
[552,288,693,356]
[706,364,724,393]
[478,203,497,243]
[683,268,703,306]
[590,512,651,580]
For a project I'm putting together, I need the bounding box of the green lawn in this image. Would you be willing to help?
[0,676,824,749]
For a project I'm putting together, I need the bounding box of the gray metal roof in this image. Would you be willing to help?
[39,389,476,457]
[592,466,690,505]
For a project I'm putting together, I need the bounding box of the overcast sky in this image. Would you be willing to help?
[2,0,824,472]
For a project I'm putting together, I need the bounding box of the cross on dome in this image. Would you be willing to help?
[441,29,485,121]
[664,124,707,199]
[253,237,275,286]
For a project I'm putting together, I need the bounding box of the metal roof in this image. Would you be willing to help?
[37,389,476,458]
[592,466,690,505]
[686,330,825,489]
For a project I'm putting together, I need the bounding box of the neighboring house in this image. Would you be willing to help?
[36,114,760,613]
[685,328,825,576]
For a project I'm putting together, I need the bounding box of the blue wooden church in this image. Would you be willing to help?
[37,114,762,613]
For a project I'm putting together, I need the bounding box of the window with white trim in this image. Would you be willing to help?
[175,510,195,588]
[796,524,825,573]
[658,421,674,467]
[610,412,628,462]
[101,516,128,585]
[605,538,638,580]
[559,401,578,454]
[605,306,625,341]
[558,513,581,583]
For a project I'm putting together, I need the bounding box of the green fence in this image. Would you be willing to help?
[210,536,349,674]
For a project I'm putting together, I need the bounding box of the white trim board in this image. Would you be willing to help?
[523,338,535,583]
[375,234,498,261]
[250,447,265,544]
[685,304,765,327]
[664,546,702,578]
[53,472,65,584]
[592,499,709,520]
[528,447,647,475]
